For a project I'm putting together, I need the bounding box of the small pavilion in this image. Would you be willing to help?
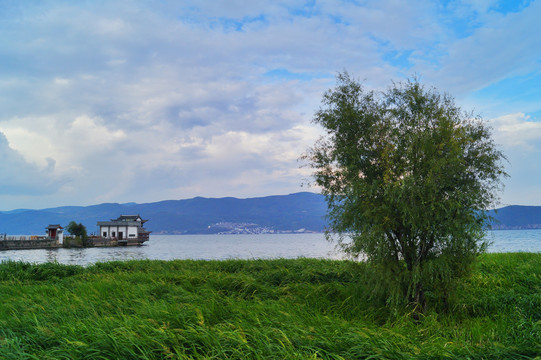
[45,224,64,244]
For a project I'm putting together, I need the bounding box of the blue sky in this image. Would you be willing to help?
[0,0,539,210]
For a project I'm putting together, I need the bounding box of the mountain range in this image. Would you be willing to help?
[0,192,327,235]
[0,192,538,235]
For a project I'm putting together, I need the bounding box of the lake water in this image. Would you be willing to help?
[0,231,539,266]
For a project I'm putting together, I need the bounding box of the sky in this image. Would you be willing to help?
[0,0,540,210]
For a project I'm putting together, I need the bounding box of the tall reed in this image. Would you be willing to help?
[0,254,538,359]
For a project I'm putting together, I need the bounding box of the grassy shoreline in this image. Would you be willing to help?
[0,253,539,359]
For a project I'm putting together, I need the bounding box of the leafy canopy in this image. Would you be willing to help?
[305,73,507,310]
[66,221,88,240]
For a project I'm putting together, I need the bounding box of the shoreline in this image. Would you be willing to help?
[0,236,147,251]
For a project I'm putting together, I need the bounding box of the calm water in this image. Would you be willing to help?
[0,231,539,266]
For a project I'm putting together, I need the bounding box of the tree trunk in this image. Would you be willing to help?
[412,282,427,319]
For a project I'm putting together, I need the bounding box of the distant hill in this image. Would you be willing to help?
[0,192,328,235]
[1,193,539,235]
[488,205,541,230]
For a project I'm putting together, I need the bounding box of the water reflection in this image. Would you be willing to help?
[0,231,539,266]
[45,249,59,263]
[0,234,342,265]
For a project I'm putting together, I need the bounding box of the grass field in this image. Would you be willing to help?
[0,253,539,359]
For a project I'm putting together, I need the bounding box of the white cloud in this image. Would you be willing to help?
[53,78,71,86]
[0,117,57,168]
[0,0,539,209]
[94,17,132,37]
[0,132,61,195]
[492,112,541,150]
[65,115,126,147]
[424,0,541,94]
[0,115,126,170]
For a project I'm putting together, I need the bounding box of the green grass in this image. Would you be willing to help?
[0,253,539,359]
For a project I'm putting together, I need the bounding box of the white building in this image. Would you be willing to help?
[97,215,150,243]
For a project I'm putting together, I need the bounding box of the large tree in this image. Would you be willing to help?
[305,73,507,311]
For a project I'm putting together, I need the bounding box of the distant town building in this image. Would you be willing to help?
[45,224,64,244]
[97,215,150,242]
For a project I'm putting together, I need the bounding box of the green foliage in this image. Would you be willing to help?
[0,260,83,282]
[65,221,88,246]
[305,72,507,311]
[0,255,538,359]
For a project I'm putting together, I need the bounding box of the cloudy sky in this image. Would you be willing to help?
[0,0,539,210]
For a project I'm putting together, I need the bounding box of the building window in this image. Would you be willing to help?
[103,232,107,237]
[112,232,116,237]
